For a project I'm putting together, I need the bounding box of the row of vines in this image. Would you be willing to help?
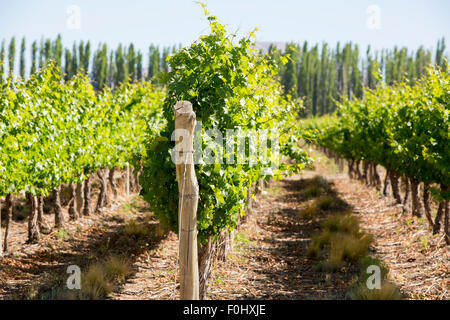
[1,7,311,300]
[0,64,165,255]
[139,7,310,299]
[302,66,449,244]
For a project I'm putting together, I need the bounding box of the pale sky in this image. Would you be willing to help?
[1,0,449,62]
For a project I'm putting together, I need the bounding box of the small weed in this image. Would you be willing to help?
[56,228,68,239]
[265,186,283,196]
[234,231,251,252]
[420,235,429,248]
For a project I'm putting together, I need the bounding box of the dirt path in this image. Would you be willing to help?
[108,172,356,300]
[309,151,449,299]
[1,151,448,300]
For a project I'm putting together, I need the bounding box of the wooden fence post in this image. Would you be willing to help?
[174,101,199,300]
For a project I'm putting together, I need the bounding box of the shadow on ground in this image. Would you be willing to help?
[238,175,358,300]
[0,197,169,300]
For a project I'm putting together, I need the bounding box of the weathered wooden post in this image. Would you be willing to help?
[174,101,199,300]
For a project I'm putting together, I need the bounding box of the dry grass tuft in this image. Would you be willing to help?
[104,255,131,282]
[300,203,318,219]
[352,281,403,300]
[314,260,345,273]
[315,195,334,211]
[307,209,373,269]
[329,233,372,263]
[303,185,322,199]
[81,263,114,300]
[79,255,131,300]
[323,214,360,235]
[124,219,148,238]
[310,175,330,190]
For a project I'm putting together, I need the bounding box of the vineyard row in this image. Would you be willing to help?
[303,66,449,244]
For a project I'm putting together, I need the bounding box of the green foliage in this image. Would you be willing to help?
[56,228,68,239]
[303,65,450,199]
[140,6,310,244]
[0,63,165,198]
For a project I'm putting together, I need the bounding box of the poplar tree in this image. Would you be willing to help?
[0,40,5,77]
[19,37,26,78]
[8,37,16,76]
[160,47,170,73]
[327,57,336,112]
[39,37,45,68]
[148,44,160,80]
[281,43,298,98]
[136,51,143,81]
[71,42,78,75]
[53,35,63,69]
[93,44,108,90]
[64,48,72,81]
[298,41,309,99]
[127,43,136,82]
[351,45,363,99]
[44,38,52,63]
[115,44,127,85]
[310,45,320,115]
[31,41,37,75]
[108,51,115,88]
[83,41,91,73]
[415,47,427,79]
[435,37,446,68]
[78,41,86,74]
[318,43,329,114]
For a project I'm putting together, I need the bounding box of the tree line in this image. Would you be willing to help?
[0,35,179,90]
[268,38,447,117]
[0,35,447,118]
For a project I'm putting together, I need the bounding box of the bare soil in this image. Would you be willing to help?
[0,151,448,300]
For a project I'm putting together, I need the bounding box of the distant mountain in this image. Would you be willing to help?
[254,41,287,53]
